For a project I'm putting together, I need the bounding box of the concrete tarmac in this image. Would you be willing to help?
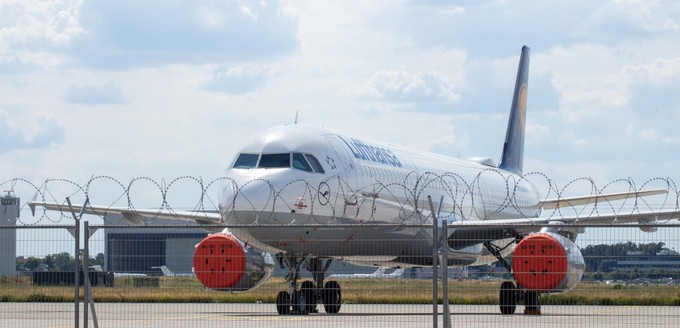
[1,303,679,327]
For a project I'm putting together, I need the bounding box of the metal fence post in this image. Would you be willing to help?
[66,197,80,328]
[81,220,99,328]
[441,221,451,328]
[83,221,89,328]
[429,196,439,328]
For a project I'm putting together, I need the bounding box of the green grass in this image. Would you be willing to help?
[2,276,680,306]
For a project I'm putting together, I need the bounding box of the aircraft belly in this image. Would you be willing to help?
[226,213,510,268]
[227,212,426,257]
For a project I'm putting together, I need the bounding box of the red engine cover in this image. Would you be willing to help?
[193,233,246,290]
[512,233,568,291]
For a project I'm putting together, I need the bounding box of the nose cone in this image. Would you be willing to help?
[219,172,274,225]
[219,168,320,225]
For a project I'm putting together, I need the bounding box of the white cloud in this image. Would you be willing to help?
[0,1,300,70]
[201,64,269,95]
[64,81,126,105]
[0,0,82,70]
[550,74,629,123]
[623,58,680,84]
[0,0,82,47]
[624,123,634,135]
[560,131,590,146]
[613,0,680,32]
[526,121,550,140]
[437,6,465,15]
[347,69,460,104]
[1,0,680,191]
[0,109,64,152]
[574,0,680,40]
[639,128,658,140]
[196,5,226,28]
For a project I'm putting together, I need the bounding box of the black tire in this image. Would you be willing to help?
[524,291,541,312]
[297,290,309,315]
[276,291,290,315]
[323,280,342,314]
[300,281,316,314]
[500,281,516,315]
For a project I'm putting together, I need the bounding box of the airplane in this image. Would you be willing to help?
[89,265,150,277]
[29,46,680,316]
[329,267,405,279]
[151,265,196,277]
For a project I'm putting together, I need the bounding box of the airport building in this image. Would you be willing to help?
[0,191,18,276]
[613,249,680,273]
[103,214,207,275]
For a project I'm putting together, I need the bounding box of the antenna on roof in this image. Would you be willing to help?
[294,111,299,124]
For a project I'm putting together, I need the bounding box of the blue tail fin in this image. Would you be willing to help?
[498,46,530,175]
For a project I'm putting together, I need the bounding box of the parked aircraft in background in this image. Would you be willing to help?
[90,265,146,277]
[329,267,405,279]
[151,265,195,277]
[30,46,679,316]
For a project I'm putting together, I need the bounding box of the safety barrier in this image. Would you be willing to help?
[0,223,679,327]
[2,175,680,327]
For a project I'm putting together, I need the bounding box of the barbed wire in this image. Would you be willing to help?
[1,173,679,226]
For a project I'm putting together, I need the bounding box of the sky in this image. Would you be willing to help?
[2,0,680,222]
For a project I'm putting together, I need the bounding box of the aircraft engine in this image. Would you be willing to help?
[511,232,585,293]
[193,232,275,292]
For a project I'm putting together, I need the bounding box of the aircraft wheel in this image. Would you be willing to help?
[300,281,316,314]
[524,291,541,315]
[276,291,291,315]
[297,288,314,315]
[323,280,342,314]
[499,281,516,315]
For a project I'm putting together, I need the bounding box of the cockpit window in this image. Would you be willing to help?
[305,154,325,173]
[292,153,313,172]
[233,152,325,173]
[233,153,259,168]
[258,153,291,168]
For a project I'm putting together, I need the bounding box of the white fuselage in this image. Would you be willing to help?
[218,124,540,267]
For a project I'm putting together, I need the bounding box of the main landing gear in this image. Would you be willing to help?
[485,241,542,315]
[275,255,342,315]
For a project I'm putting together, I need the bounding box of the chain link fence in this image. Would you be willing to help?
[2,176,680,327]
[0,224,679,327]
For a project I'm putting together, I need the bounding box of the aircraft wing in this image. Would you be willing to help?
[445,208,680,249]
[28,199,222,225]
[538,189,668,210]
[451,208,680,227]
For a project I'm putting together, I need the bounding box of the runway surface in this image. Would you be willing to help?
[2,303,679,327]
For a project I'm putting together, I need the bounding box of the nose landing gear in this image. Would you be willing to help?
[275,255,342,315]
[499,281,542,315]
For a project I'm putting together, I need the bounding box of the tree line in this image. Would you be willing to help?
[17,253,105,272]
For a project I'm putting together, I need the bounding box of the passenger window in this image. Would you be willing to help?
[259,153,291,168]
[233,153,259,168]
[292,153,313,172]
[305,154,325,173]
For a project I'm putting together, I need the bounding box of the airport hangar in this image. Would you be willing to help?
[102,214,207,275]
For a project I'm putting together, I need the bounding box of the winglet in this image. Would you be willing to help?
[29,192,38,216]
[498,46,530,175]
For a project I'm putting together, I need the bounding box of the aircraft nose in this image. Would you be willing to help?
[219,176,274,224]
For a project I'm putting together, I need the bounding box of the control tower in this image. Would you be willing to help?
[0,191,18,276]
